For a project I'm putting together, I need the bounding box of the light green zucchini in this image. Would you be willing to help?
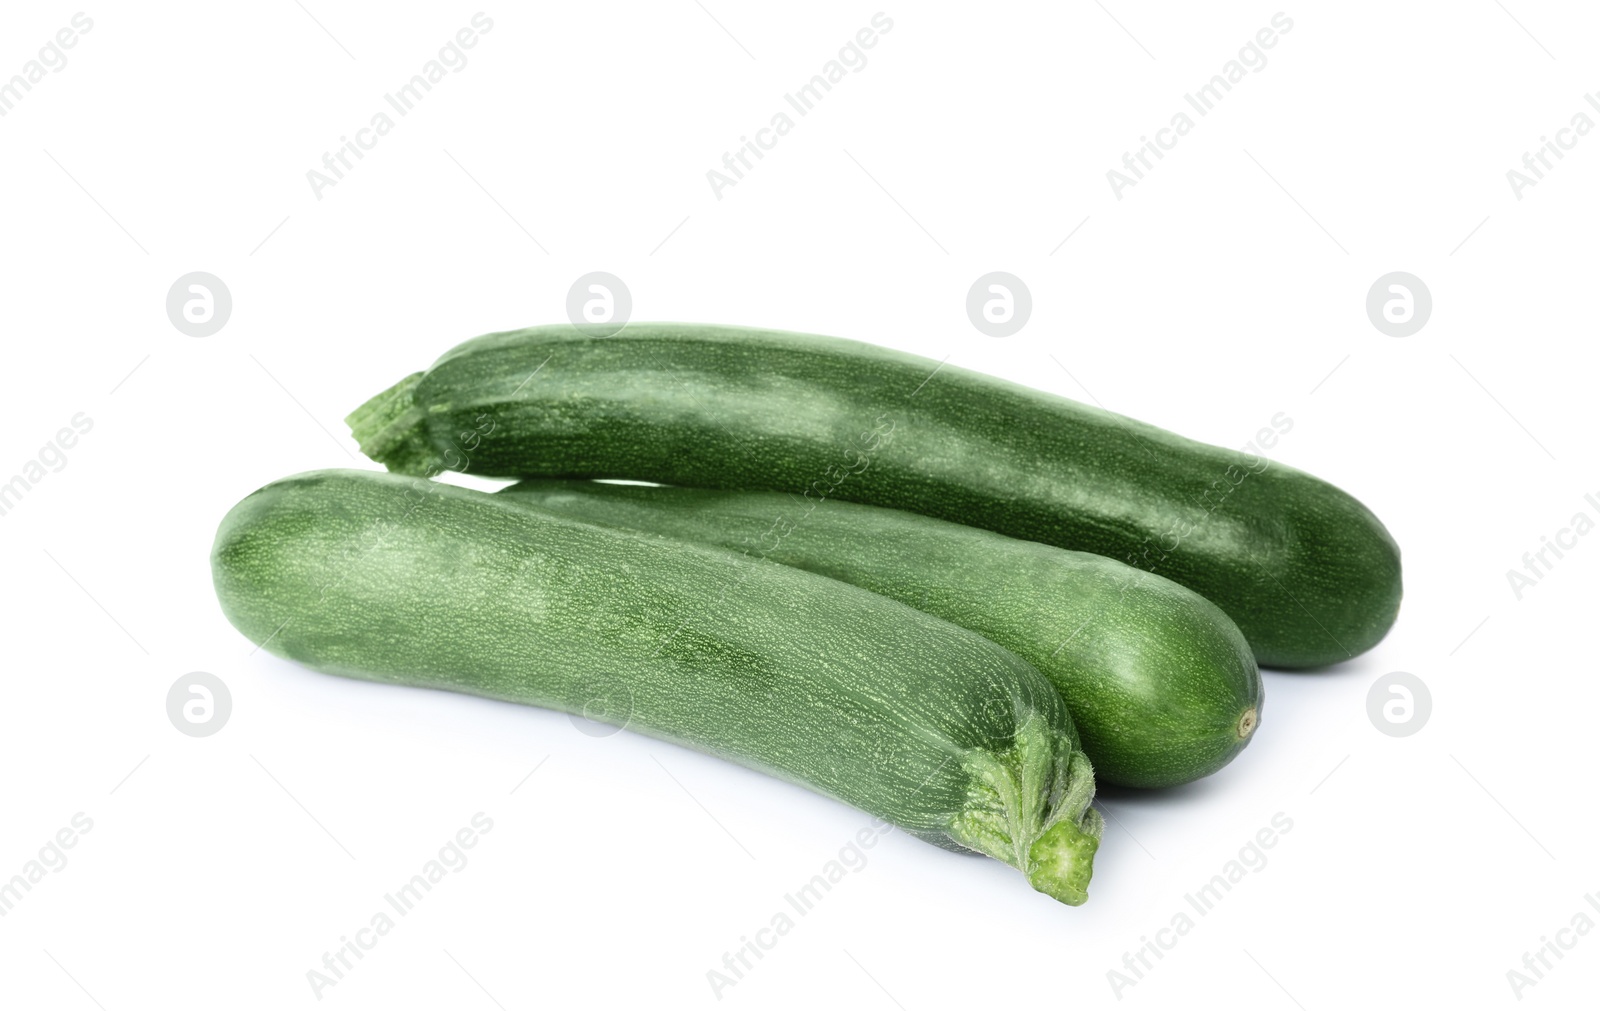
[211,470,1104,904]
[497,479,1260,788]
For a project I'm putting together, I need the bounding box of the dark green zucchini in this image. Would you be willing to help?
[211,470,1103,904]
[499,479,1260,788]
[347,324,1402,668]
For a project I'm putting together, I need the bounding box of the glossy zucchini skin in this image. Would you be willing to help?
[347,323,1402,668]
[211,470,1103,905]
[498,479,1261,788]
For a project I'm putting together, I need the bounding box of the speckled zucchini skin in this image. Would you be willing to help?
[211,470,1103,905]
[498,480,1261,788]
[348,324,1401,669]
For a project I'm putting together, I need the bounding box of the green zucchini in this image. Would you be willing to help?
[499,479,1260,788]
[211,469,1104,905]
[346,324,1401,668]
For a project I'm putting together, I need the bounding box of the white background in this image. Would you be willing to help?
[2,2,1596,1007]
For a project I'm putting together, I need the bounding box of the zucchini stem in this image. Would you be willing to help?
[345,372,442,476]
[947,714,1103,906]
